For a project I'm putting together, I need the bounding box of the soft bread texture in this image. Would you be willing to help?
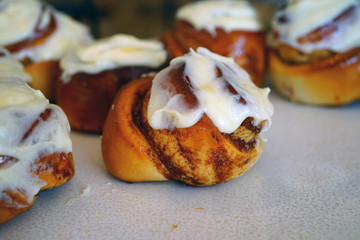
[0,108,74,225]
[102,77,265,186]
[25,60,60,101]
[269,48,360,105]
[102,77,167,182]
[162,21,266,87]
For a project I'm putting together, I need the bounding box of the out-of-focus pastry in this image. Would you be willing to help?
[102,47,273,186]
[57,34,168,133]
[161,0,266,86]
[0,54,74,225]
[268,0,360,105]
[0,0,92,100]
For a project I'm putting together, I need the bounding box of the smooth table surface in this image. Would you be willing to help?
[1,91,360,240]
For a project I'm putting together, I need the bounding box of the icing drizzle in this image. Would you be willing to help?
[147,47,273,134]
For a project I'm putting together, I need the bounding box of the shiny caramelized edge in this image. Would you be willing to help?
[161,20,266,86]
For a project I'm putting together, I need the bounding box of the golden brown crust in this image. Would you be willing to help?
[0,190,37,226]
[161,21,266,86]
[0,152,74,225]
[269,48,360,105]
[34,152,74,190]
[56,67,161,133]
[102,77,167,182]
[0,108,74,225]
[102,76,265,186]
[4,8,59,102]
[25,60,60,101]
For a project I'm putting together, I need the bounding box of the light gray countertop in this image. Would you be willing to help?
[1,91,360,240]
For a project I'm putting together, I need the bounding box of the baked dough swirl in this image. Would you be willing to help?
[268,0,360,105]
[0,0,92,100]
[0,54,74,225]
[102,48,273,186]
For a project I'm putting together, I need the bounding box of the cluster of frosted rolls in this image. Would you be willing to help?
[0,0,92,100]
[268,0,360,105]
[102,48,273,187]
[161,0,266,86]
[0,54,74,225]
[57,34,168,132]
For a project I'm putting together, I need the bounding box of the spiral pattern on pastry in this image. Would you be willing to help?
[0,54,74,225]
[102,48,273,186]
[268,0,360,105]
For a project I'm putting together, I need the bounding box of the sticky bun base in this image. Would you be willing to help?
[102,77,265,186]
[269,48,360,106]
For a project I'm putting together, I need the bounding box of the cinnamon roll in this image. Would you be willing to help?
[0,0,92,101]
[101,48,273,186]
[161,0,266,86]
[268,0,360,105]
[0,55,74,225]
[57,34,168,133]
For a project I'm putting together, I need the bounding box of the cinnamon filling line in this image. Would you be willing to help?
[5,6,57,54]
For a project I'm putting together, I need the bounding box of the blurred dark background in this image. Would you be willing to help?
[45,0,285,39]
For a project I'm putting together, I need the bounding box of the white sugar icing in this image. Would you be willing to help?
[0,55,72,206]
[60,34,167,83]
[176,0,262,36]
[271,0,360,53]
[0,0,42,46]
[0,0,92,62]
[0,50,31,83]
[148,47,273,135]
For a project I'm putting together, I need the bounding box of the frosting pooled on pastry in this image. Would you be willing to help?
[176,0,262,36]
[271,0,360,53]
[60,34,167,82]
[0,56,72,206]
[0,0,42,46]
[0,0,92,62]
[147,47,273,135]
[0,50,31,83]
